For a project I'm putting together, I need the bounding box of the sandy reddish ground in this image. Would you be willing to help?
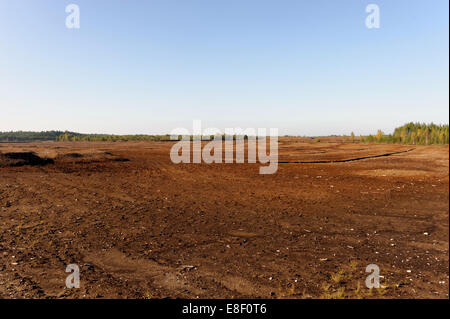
[0,139,448,299]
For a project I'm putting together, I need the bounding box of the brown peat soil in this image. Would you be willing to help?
[0,139,448,299]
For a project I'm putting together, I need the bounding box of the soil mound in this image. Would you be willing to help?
[63,153,84,158]
[55,152,129,164]
[0,152,54,167]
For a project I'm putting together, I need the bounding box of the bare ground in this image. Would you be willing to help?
[0,139,448,299]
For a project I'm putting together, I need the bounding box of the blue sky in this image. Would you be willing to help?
[0,0,448,135]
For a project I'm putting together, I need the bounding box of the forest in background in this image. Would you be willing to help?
[1,123,449,144]
[357,123,449,145]
[0,131,172,142]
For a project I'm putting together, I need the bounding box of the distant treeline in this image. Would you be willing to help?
[0,130,173,142]
[55,133,252,142]
[0,131,253,142]
[56,132,173,142]
[0,130,69,142]
[2,123,448,144]
[358,123,449,145]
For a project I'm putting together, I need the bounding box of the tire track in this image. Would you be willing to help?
[277,148,415,164]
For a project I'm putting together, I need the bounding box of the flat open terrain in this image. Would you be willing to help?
[0,139,448,298]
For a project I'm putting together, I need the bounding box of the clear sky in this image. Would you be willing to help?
[0,0,448,136]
